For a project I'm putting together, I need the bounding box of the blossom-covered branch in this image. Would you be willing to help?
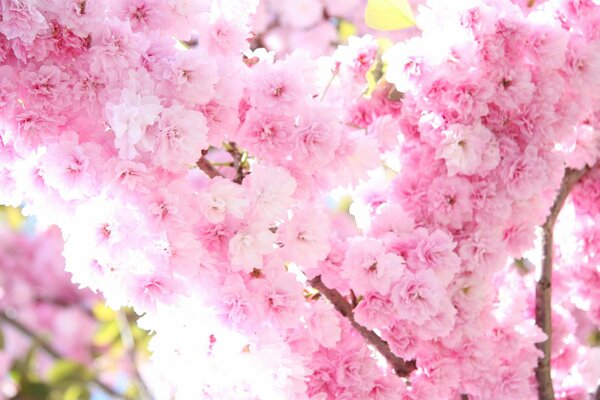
[309,276,417,377]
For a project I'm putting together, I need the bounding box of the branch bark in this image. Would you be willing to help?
[595,384,600,400]
[0,310,132,400]
[308,276,417,377]
[196,150,224,179]
[535,165,596,400]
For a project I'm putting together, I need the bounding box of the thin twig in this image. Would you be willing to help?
[224,142,248,184]
[0,310,131,400]
[308,276,417,377]
[196,150,224,179]
[117,310,153,400]
[535,164,597,400]
[595,384,600,400]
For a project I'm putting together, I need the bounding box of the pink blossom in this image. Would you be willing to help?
[151,103,208,170]
[0,0,47,43]
[200,15,250,56]
[105,86,163,160]
[307,300,341,348]
[40,139,99,200]
[408,228,460,287]
[278,209,330,267]
[228,223,276,271]
[436,122,498,177]
[341,239,404,295]
[353,292,396,329]
[390,269,445,325]
[245,164,297,222]
[200,177,247,224]
[427,176,473,229]
[128,272,182,313]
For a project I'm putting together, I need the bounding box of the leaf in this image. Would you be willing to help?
[0,328,4,351]
[93,319,120,347]
[338,20,357,43]
[63,384,91,400]
[5,206,25,230]
[47,360,93,385]
[365,0,416,31]
[92,302,116,322]
[11,382,51,399]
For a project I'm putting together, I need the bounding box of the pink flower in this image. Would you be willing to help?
[228,223,276,271]
[200,177,247,223]
[293,106,342,169]
[501,145,548,200]
[40,140,99,200]
[128,272,182,313]
[353,292,396,329]
[0,0,47,43]
[238,109,294,159]
[200,15,250,56]
[247,52,315,110]
[105,86,163,160]
[427,176,473,229]
[341,239,404,295]
[111,0,168,32]
[307,300,341,348]
[278,209,330,267]
[436,123,498,177]
[245,165,297,222]
[162,48,218,104]
[408,228,460,287]
[151,103,208,170]
[390,269,445,325]
[248,269,303,328]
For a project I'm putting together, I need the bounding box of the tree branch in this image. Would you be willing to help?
[196,150,224,179]
[0,310,132,400]
[224,142,248,184]
[308,276,417,377]
[595,384,600,400]
[535,164,596,400]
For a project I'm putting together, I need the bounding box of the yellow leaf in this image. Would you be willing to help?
[93,320,120,346]
[5,206,25,230]
[92,302,116,322]
[338,20,357,43]
[365,0,416,31]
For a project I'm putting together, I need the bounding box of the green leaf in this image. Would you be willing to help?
[47,360,93,385]
[62,384,91,400]
[93,320,120,347]
[11,382,51,400]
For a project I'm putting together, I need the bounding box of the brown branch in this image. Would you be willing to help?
[196,150,224,179]
[0,310,132,400]
[224,142,248,184]
[535,164,597,400]
[308,276,417,377]
[595,384,600,400]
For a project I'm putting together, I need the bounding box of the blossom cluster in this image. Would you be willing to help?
[1,0,600,399]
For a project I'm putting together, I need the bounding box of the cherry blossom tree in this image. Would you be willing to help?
[1,0,600,399]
